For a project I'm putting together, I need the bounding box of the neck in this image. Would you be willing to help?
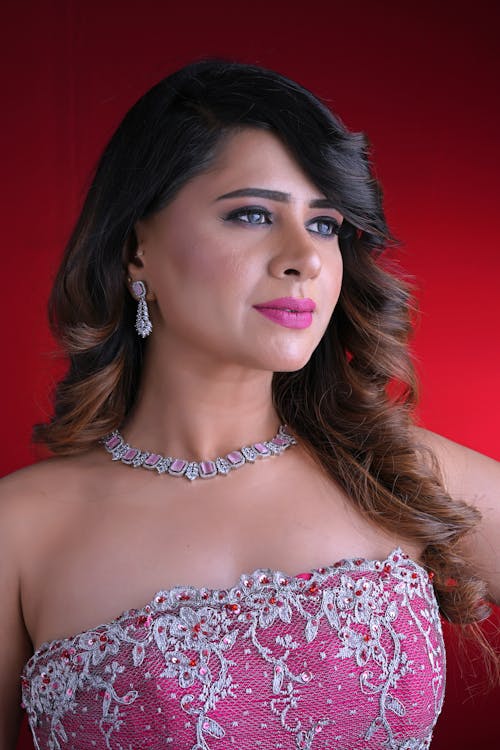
[121,349,281,461]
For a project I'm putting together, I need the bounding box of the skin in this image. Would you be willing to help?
[124,127,344,459]
[0,128,499,747]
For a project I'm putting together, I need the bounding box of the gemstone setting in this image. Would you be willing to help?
[101,425,296,481]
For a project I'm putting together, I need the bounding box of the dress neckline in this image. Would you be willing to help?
[27,547,430,668]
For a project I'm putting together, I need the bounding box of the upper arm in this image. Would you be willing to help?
[413,426,500,605]
[0,475,35,748]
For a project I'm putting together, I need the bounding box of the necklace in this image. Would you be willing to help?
[102,424,296,481]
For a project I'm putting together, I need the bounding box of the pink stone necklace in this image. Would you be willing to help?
[102,425,297,481]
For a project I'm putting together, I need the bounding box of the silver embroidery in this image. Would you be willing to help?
[21,549,445,750]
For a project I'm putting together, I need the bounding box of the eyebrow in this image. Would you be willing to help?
[215,187,339,210]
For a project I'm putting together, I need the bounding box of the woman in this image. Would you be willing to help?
[1,59,498,749]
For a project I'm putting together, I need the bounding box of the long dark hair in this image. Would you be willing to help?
[34,59,489,631]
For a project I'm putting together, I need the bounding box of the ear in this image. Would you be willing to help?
[123,228,144,272]
[123,226,156,302]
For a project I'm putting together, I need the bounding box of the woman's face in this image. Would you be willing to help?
[131,128,344,373]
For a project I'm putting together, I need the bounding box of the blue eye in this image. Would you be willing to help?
[224,207,272,225]
[308,218,341,236]
[222,207,341,236]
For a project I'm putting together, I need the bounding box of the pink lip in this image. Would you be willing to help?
[253,298,316,330]
[253,297,316,312]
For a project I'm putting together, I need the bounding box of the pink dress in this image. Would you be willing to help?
[21,549,445,749]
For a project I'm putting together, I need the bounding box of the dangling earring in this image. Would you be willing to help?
[131,280,152,338]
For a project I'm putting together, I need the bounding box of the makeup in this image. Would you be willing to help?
[253,297,316,329]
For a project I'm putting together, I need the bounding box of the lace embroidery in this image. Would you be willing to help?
[21,549,445,750]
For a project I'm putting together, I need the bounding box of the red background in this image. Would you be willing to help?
[2,1,499,746]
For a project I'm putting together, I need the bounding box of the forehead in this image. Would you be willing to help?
[186,127,327,201]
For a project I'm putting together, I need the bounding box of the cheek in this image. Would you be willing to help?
[156,233,221,289]
[316,252,343,329]
[177,251,258,307]
[326,249,344,300]
[158,220,250,287]
[183,245,216,281]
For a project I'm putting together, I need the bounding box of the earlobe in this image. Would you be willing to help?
[124,236,156,300]
[125,229,156,301]
[126,272,156,302]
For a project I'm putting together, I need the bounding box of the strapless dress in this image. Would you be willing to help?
[21,548,445,749]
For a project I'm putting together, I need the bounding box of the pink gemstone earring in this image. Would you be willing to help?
[131,280,152,338]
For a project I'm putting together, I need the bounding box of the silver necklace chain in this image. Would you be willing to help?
[102,424,297,481]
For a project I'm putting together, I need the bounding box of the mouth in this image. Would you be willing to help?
[253,297,316,314]
[252,297,316,329]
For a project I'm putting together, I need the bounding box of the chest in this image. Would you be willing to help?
[22,554,445,750]
[22,455,423,651]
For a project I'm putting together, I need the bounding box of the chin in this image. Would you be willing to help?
[275,360,311,374]
[241,338,318,374]
[266,349,315,373]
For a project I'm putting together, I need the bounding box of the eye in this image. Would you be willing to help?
[307,217,341,237]
[223,207,272,225]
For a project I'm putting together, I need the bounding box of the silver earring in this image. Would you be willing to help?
[131,280,152,338]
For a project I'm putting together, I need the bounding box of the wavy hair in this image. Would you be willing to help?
[34,59,491,633]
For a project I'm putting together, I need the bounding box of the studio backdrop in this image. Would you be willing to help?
[2,1,499,747]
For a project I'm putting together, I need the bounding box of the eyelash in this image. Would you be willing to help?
[223,206,341,237]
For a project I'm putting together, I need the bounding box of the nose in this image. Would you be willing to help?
[267,222,322,280]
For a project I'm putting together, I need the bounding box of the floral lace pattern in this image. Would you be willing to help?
[21,549,445,749]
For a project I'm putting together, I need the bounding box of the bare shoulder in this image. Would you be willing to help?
[411,425,499,502]
[1,455,68,496]
[0,448,107,500]
[0,457,90,747]
[0,451,106,561]
[1,459,60,535]
[0,456,85,522]
[0,452,90,489]
[411,425,500,603]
